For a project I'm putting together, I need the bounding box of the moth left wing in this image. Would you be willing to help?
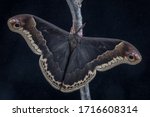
[8,14,70,90]
[35,16,71,90]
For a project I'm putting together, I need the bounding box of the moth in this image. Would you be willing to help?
[8,14,142,92]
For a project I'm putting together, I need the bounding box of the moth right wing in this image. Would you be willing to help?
[61,36,123,92]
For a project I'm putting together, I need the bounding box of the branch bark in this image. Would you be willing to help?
[66,0,91,100]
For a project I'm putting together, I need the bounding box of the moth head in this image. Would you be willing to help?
[7,14,35,33]
[120,41,142,65]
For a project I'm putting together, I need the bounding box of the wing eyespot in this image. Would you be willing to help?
[13,23,21,29]
[14,23,20,28]
[127,54,135,62]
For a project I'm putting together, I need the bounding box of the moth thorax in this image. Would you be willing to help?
[69,34,78,52]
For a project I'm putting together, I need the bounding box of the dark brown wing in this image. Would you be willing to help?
[8,14,70,90]
[61,36,124,92]
[33,16,71,90]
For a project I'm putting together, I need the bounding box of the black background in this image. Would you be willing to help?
[0,0,149,100]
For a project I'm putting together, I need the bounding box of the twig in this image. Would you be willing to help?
[66,0,83,36]
[66,0,91,100]
[80,83,91,100]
